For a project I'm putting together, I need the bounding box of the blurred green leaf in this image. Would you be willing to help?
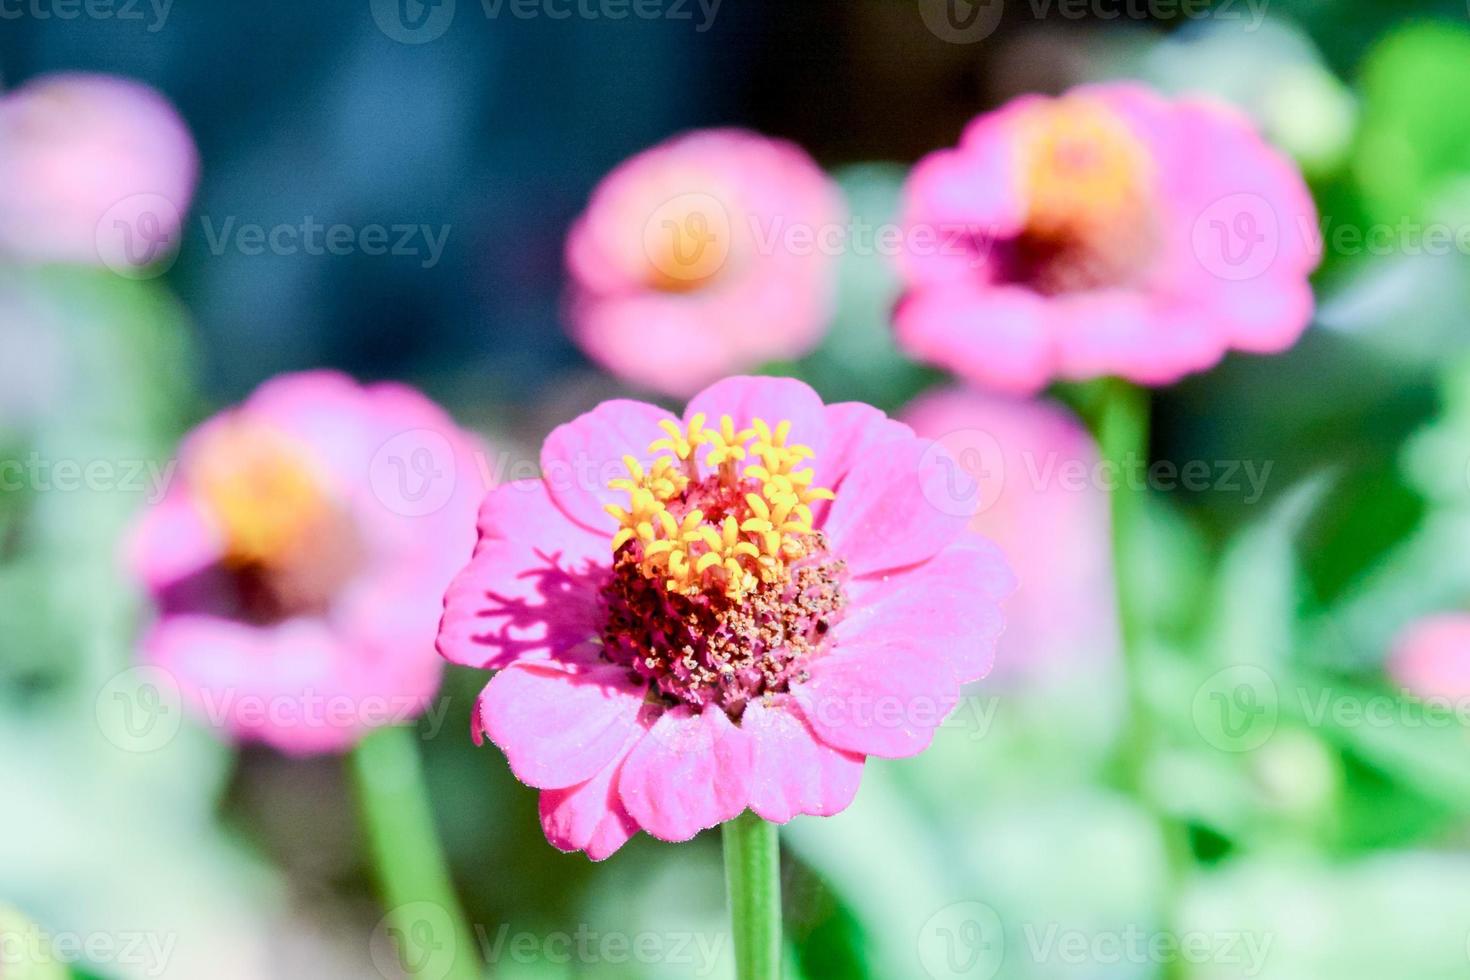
[1354,21,1470,228]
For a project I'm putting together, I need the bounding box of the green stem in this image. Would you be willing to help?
[350,725,481,980]
[722,809,782,979]
[1093,378,1190,980]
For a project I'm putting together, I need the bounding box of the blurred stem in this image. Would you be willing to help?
[1093,379,1190,980]
[723,810,782,980]
[1096,378,1150,666]
[350,725,481,980]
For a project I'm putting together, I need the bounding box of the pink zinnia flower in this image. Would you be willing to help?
[1388,615,1470,703]
[900,386,1118,678]
[565,130,843,397]
[894,83,1320,393]
[127,371,485,755]
[0,73,198,268]
[438,376,1013,859]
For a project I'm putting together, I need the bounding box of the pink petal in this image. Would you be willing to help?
[893,283,1056,395]
[125,486,222,594]
[1050,290,1224,387]
[142,612,436,757]
[478,661,646,790]
[539,747,641,862]
[742,698,864,823]
[1390,614,1470,702]
[438,479,608,670]
[844,534,1013,685]
[791,639,957,759]
[568,293,745,399]
[901,386,1118,678]
[564,130,841,396]
[540,399,677,535]
[896,133,1026,287]
[821,435,974,576]
[816,402,913,494]
[684,376,830,461]
[617,705,755,842]
[239,370,382,485]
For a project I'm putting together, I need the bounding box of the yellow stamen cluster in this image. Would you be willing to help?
[188,422,332,569]
[605,413,836,599]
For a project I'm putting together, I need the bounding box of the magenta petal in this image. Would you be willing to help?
[1390,614,1470,702]
[742,698,864,823]
[438,479,608,670]
[821,435,973,576]
[124,487,222,594]
[540,399,678,535]
[617,705,756,842]
[684,375,830,460]
[914,531,1017,600]
[894,283,1055,395]
[816,402,912,494]
[478,661,646,790]
[539,749,641,862]
[843,535,1013,685]
[792,639,957,759]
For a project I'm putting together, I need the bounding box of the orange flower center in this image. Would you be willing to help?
[640,192,734,293]
[187,421,337,570]
[1020,96,1152,240]
[1004,96,1158,294]
[601,414,845,712]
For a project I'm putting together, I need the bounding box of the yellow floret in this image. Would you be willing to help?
[605,413,837,599]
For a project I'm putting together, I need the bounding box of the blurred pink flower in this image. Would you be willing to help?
[900,386,1119,677]
[0,73,197,267]
[894,83,1320,393]
[126,371,485,755]
[1388,615,1470,702]
[565,130,843,397]
[438,376,1012,859]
